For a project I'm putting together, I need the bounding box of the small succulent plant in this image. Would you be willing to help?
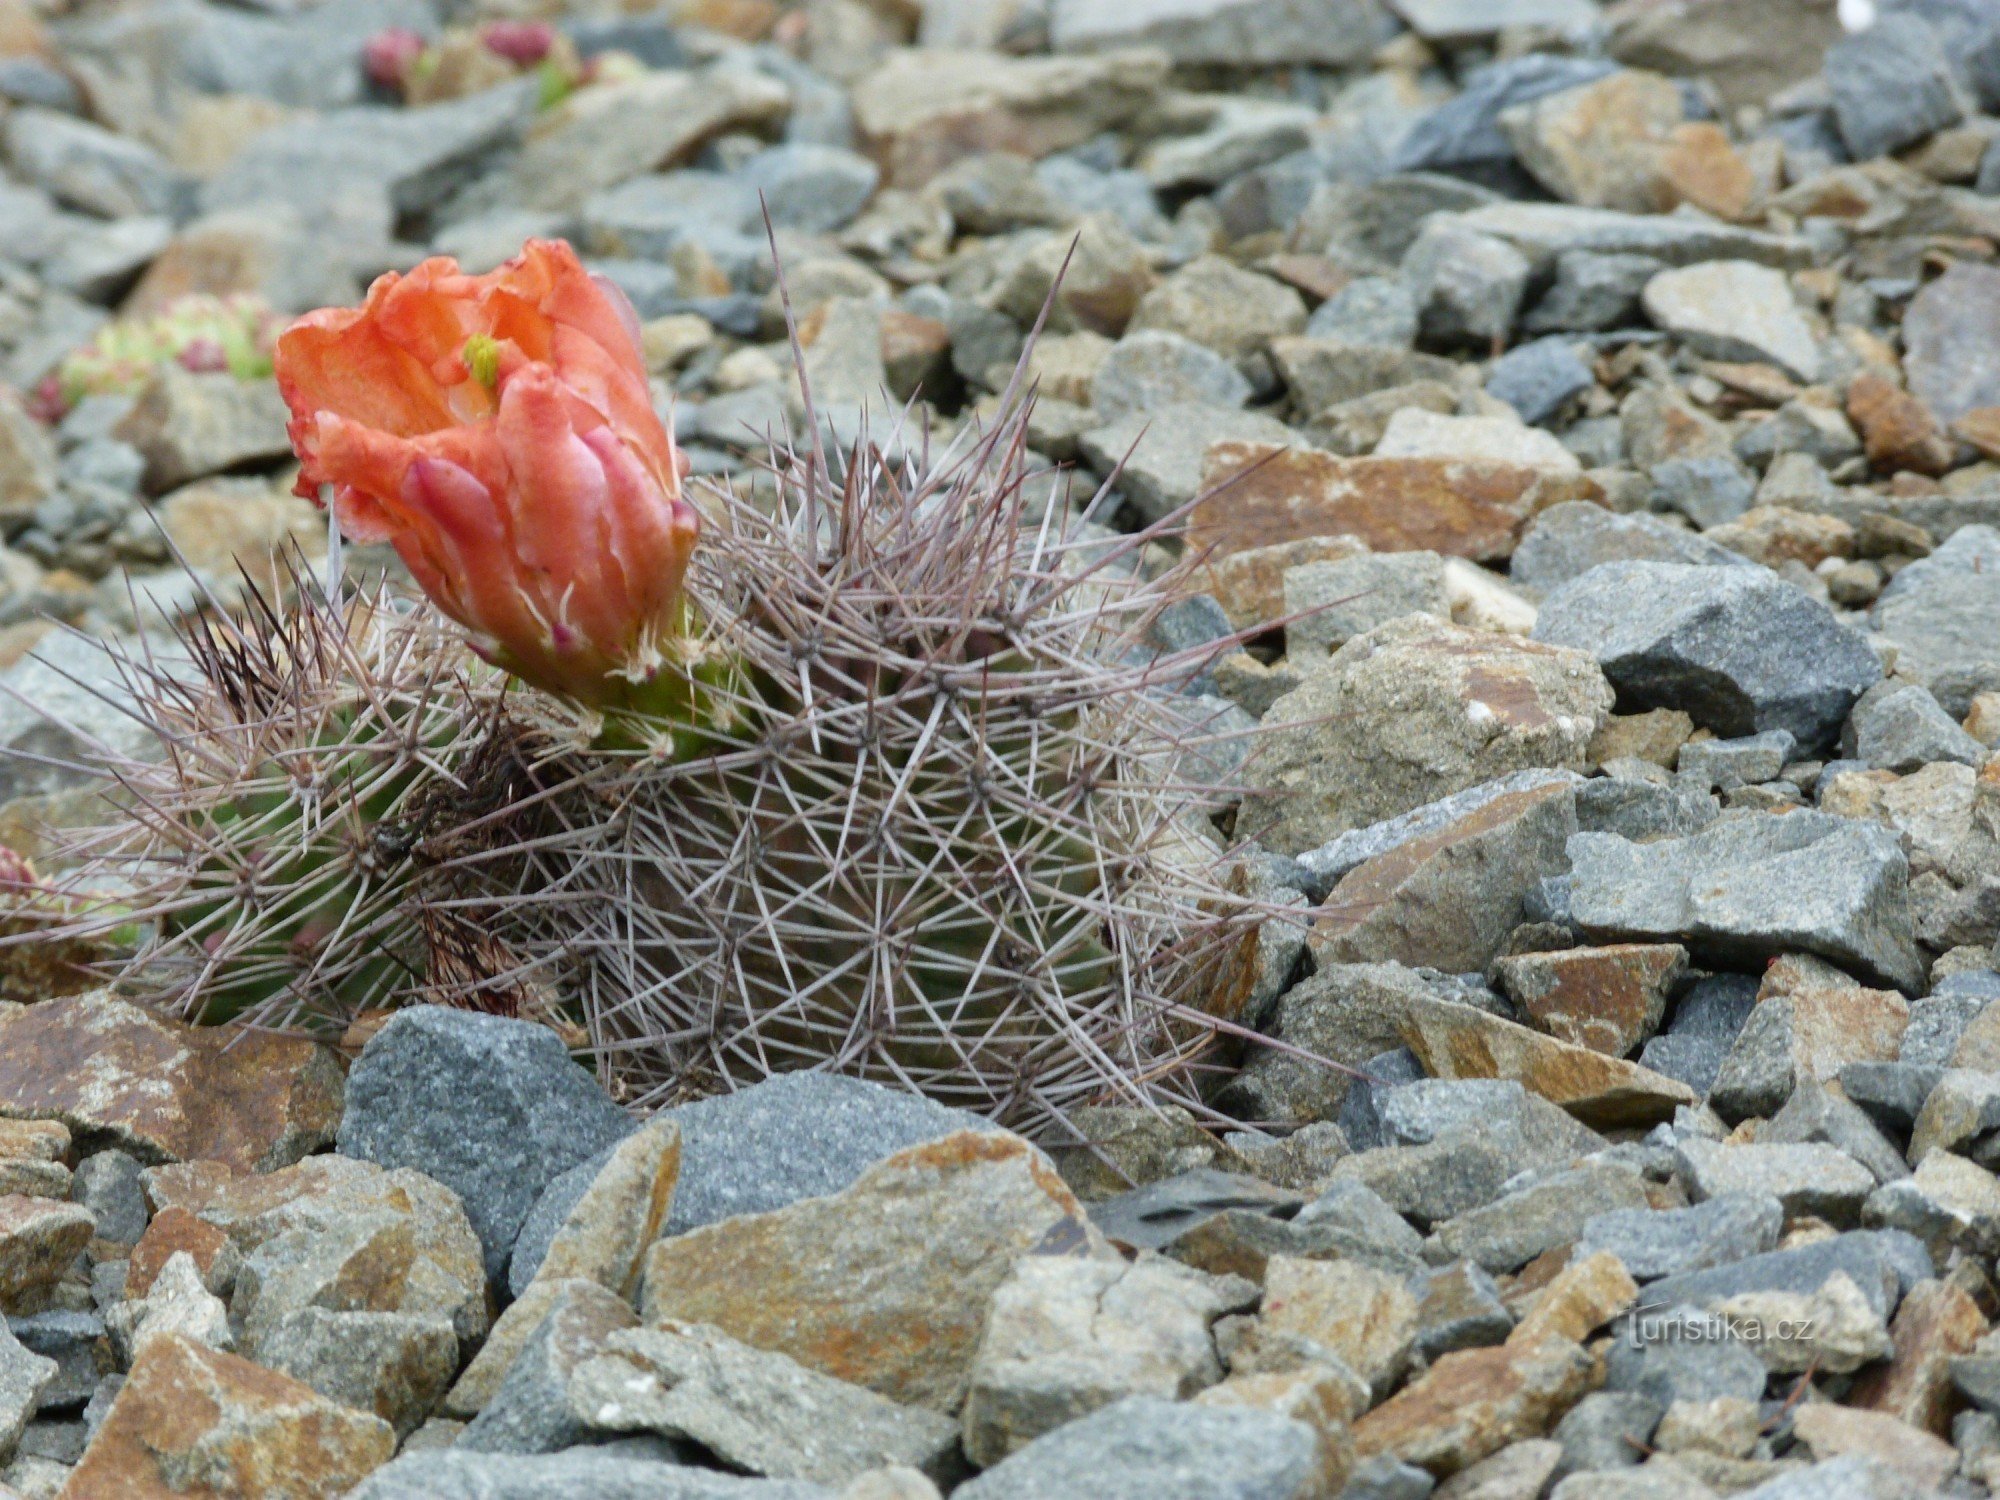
[35,295,279,423]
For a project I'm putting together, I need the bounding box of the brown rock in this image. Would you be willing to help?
[0,991,343,1174]
[1393,989,1696,1128]
[532,1118,680,1301]
[61,1332,395,1499]
[1703,505,1855,569]
[1588,709,1695,770]
[1196,534,1369,631]
[443,1276,633,1420]
[1506,1251,1638,1350]
[1789,1403,1957,1490]
[1194,444,1604,565]
[1758,954,1909,1083]
[127,1208,233,1301]
[1352,1336,1597,1478]
[1308,779,1581,975]
[1849,1275,1989,1435]
[1953,405,2000,463]
[641,1130,1107,1412]
[1659,122,1756,220]
[141,1161,237,1216]
[0,1194,91,1311]
[1195,1367,1356,1496]
[0,1120,67,1162]
[1492,944,1687,1057]
[1848,371,1954,477]
[880,309,951,402]
[1260,1255,1418,1398]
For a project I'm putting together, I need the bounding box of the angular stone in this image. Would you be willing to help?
[1709,959,1911,1119]
[1449,203,1814,280]
[1848,372,1954,479]
[571,1322,960,1484]
[1494,944,1686,1058]
[1789,1403,1956,1490]
[1566,815,1923,995]
[338,1006,633,1283]
[112,367,293,496]
[0,1197,91,1312]
[1641,263,1820,383]
[1577,1195,1783,1282]
[1128,255,1306,361]
[1238,615,1611,856]
[1284,551,1449,661]
[1847,683,1987,774]
[1510,503,1748,596]
[954,1395,1324,1500]
[1403,219,1531,347]
[1437,1164,1652,1274]
[0,1319,52,1457]
[1353,1336,1597,1479]
[1193,1366,1358,1496]
[1080,404,1299,525]
[0,991,342,1175]
[1675,1138,1875,1225]
[63,1332,395,1499]
[1307,777,1581,975]
[1864,1151,2000,1261]
[1258,1255,1418,1400]
[1905,262,2000,427]
[1195,444,1603,566]
[260,1308,457,1440]
[961,1254,1251,1463]
[348,1448,829,1498]
[1850,1275,1988,1436]
[508,1117,679,1300]
[642,1131,1107,1412]
[446,1277,633,1425]
[1050,0,1398,65]
[1533,561,1881,751]
[109,1251,234,1360]
[1508,1251,1640,1351]
[1392,55,1617,185]
[1825,12,1964,162]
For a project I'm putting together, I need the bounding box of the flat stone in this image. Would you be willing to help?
[1081,404,1300,525]
[1493,944,1686,1058]
[0,1197,92,1312]
[1195,444,1603,565]
[1825,12,1964,162]
[642,1131,1108,1413]
[63,1332,395,1499]
[1051,0,1397,64]
[1566,814,1923,995]
[1676,1138,1875,1224]
[337,1006,634,1283]
[260,1308,458,1441]
[1790,1403,1957,1490]
[1448,203,1815,280]
[0,991,342,1175]
[1091,330,1251,422]
[1238,614,1611,857]
[1864,1151,2000,1261]
[1511,504,1749,598]
[1390,0,1599,42]
[508,1117,681,1300]
[1641,263,1821,383]
[1436,1162,1653,1273]
[1640,1231,1928,1324]
[338,1447,832,1500]
[570,1321,960,1483]
[1904,261,2000,426]
[1533,561,1881,750]
[1677,732,1794,792]
[1353,1336,1597,1479]
[961,1255,1252,1463]
[1576,1195,1783,1282]
[1486,338,1596,426]
[1712,1271,1890,1375]
[448,1277,634,1428]
[1508,1250,1641,1351]
[1128,255,1307,360]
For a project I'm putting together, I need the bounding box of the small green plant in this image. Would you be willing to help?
[34,296,278,423]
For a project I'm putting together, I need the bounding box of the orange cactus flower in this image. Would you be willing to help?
[274,239,699,706]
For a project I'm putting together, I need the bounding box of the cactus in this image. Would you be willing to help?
[38,295,280,423]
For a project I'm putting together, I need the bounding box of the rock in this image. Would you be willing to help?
[1649,455,1756,529]
[1079,404,1299,524]
[63,1333,395,1499]
[1676,732,1793,792]
[954,1395,1324,1500]
[1551,1394,1657,1477]
[1049,0,1398,65]
[983,214,1156,337]
[1492,944,1686,1057]
[1090,331,1250,421]
[0,1196,92,1311]
[570,1322,960,1483]
[1237,615,1611,856]
[739,145,879,233]
[1851,1275,1988,1434]
[1576,1195,1784,1281]
[1509,503,1749,596]
[1864,1151,2000,1261]
[1847,683,1986,773]
[1257,1254,1418,1398]
[1192,1365,1357,1495]
[337,1006,633,1282]
[1608,0,1839,110]
[1402,220,1531,347]
[642,1131,1107,1412]
[1392,55,1619,186]
[1292,769,1583,895]
[1195,444,1602,565]
[1713,1271,1890,1375]
[337,1446,834,1500]
[1847,372,1954,479]
[1533,561,1881,750]
[1391,0,1599,42]
[108,1251,233,1360]
[1308,278,1420,348]
[112,367,292,496]
[1903,262,2000,427]
[1284,551,1450,660]
[1764,1079,1908,1187]
[960,1255,1252,1463]
[1486,339,1596,426]
[448,1277,633,1429]
[1825,12,1964,162]
[0,1321,52,1458]
[1567,815,1922,995]
[2,107,177,219]
[852,49,1166,189]
[1707,958,1911,1119]
[1602,1311,1768,1409]
[1353,1336,1597,1479]
[1641,263,1820,383]
[1790,1403,1957,1490]
[1141,100,1317,191]
[260,1309,458,1440]
[1524,249,1661,335]
[508,1117,681,1300]
[1705,506,1853,572]
[1436,1162,1652,1273]
[1307,774,1581,974]
[1675,1138,1875,1225]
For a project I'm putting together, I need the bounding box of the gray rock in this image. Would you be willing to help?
[1649,456,1758,529]
[458,1279,637,1455]
[41,217,173,303]
[572,1323,960,1483]
[1342,1455,1439,1499]
[1451,203,1816,280]
[1434,1161,1653,1272]
[1284,551,1449,659]
[1090,331,1251,421]
[1841,1061,1944,1137]
[1402,218,1531,347]
[1847,681,1987,772]
[1078,403,1298,523]
[1485,337,1595,425]
[1305,277,1419,348]
[346,1449,831,1500]
[1292,174,1501,274]
[952,1395,1322,1500]
[1511,504,1749,596]
[1566,813,1921,993]
[1826,12,1965,161]
[1901,987,1995,1066]
[1764,1079,1909,1185]
[262,1309,458,1440]
[1391,0,1601,41]
[1086,1171,1301,1253]
[1392,54,1618,185]
[1904,263,2000,426]
[1642,262,1822,383]
[1677,732,1795,792]
[1576,1194,1784,1281]
[71,1151,146,1249]
[1574,777,1718,843]
[582,171,763,264]
[1552,1391,1661,1476]
[0,627,193,804]
[0,1321,53,1457]
[1523,250,1662,334]
[1639,1230,1928,1322]
[337,1006,635,1282]
[1731,1456,1929,1499]
[1635,1034,1730,1097]
[1675,1137,1875,1223]
[736,145,878,233]
[2,107,179,220]
[1048,0,1400,65]
[1337,1049,1428,1151]
[508,1143,618,1299]
[1533,560,1882,749]
[1141,99,1316,191]
[1602,1309,1768,1406]
[115,366,293,494]
[5,1312,102,1411]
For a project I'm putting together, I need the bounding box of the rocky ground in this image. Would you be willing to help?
[12,0,2000,1497]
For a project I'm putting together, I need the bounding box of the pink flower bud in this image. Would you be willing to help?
[274,240,700,706]
[176,338,228,374]
[364,27,426,89]
[479,20,556,66]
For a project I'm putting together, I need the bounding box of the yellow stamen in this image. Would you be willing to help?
[464,335,501,390]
